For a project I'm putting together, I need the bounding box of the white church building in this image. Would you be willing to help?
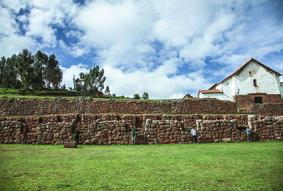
[198,58,283,104]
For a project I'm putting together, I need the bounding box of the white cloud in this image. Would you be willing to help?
[26,0,77,45]
[59,40,89,57]
[0,0,29,12]
[0,34,36,57]
[152,0,217,47]
[74,0,155,48]
[179,12,235,63]
[103,59,209,99]
[0,4,36,57]
[60,64,89,89]
[0,0,78,56]
[0,7,17,35]
[74,0,156,68]
[26,8,57,44]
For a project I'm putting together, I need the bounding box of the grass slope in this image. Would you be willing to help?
[0,88,85,99]
[0,142,283,191]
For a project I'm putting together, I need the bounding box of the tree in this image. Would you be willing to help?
[142,92,149,99]
[61,84,66,90]
[15,49,34,89]
[31,51,48,90]
[1,49,66,90]
[46,54,62,89]
[84,66,106,93]
[73,74,83,91]
[73,66,106,94]
[0,56,19,88]
[0,57,4,81]
[104,85,110,96]
[0,57,7,87]
[133,93,140,99]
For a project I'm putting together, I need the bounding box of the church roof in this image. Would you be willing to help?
[219,58,281,84]
[199,89,223,94]
[207,58,281,90]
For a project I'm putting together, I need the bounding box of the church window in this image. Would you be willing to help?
[253,79,258,87]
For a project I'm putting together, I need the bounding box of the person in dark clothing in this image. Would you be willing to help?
[246,127,253,142]
[73,129,80,144]
[71,114,80,144]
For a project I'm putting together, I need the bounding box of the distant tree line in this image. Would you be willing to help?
[0,49,111,97]
[0,49,151,99]
[133,92,149,99]
[0,49,62,90]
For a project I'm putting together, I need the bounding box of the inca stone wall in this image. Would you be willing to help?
[249,103,283,115]
[0,98,238,116]
[0,98,282,144]
[0,114,282,144]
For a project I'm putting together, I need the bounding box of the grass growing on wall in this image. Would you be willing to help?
[0,142,282,191]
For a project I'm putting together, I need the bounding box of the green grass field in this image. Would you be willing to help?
[0,142,282,191]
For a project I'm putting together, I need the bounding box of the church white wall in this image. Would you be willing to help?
[199,92,230,100]
[198,61,282,101]
[215,78,235,101]
[234,61,281,95]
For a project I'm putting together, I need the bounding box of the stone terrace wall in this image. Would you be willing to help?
[0,98,237,116]
[235,94,282,105]
[250,104,283,116]
[237,103,283,115]
[1,114,282,144]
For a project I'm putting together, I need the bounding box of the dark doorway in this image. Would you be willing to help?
[254,96,262,104]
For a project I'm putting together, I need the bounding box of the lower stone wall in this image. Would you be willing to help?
[0,114,282,144]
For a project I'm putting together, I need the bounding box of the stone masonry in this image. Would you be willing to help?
[0,98,238,116]
[0,114,282,144]
[0,97,282,145]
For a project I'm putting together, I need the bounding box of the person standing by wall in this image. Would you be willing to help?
[131,127,136,145]
[191,127,197,143]
[71,114,80,145]
[73,128,79,144]
[246,127,253,142]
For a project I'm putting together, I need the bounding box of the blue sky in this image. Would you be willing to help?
[0,0,282,98]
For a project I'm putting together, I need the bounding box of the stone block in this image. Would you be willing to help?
[222,138,231,142]
[64,142,77,148]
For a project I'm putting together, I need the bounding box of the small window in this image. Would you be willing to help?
[236,89,240,95]
[249,71,252,76]
[253,79,258,87]
[254,97,262,104]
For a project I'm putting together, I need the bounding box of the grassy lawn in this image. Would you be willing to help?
[0,142,282,191]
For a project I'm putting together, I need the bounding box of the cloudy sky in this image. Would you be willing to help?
[0,0,282,98]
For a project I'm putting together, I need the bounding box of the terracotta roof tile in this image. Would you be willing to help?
[199,89,223,94]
